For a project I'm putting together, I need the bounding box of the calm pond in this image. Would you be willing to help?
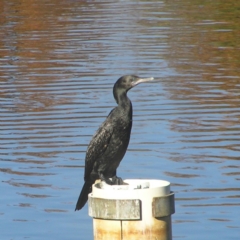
[0,0,240,239]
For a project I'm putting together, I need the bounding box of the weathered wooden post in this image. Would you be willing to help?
[88,179,175,240]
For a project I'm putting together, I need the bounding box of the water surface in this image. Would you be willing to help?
[0,0,240,239]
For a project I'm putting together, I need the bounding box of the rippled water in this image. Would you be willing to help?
[1,0,240,239]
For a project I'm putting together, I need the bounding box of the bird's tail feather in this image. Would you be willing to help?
[75,181,93,211]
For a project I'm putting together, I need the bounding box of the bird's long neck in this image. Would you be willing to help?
[114,90,132,117]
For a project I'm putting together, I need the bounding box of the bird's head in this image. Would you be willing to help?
[113,75,154,104]
[114,75,154,92]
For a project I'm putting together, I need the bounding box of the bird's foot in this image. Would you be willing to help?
[111,176,123,185]
[102,177,122,185]
[99,173,124,185]
[99,173,114,185]
[103,177,114,185]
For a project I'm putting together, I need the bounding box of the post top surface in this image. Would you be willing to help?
[91,179,171,199]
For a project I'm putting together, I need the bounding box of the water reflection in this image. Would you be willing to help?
[0,0,240,239]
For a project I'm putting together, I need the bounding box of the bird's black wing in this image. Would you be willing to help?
[75,113,114,210]
[84,115,114,180]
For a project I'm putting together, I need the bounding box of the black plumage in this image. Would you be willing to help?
[75,75,154,210]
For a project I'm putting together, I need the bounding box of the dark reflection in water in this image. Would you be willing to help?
[0,0,240,240]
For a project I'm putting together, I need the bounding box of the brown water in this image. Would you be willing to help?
[0,0,240,239]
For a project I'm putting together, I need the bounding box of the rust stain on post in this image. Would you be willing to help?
[121,216,172,240]
[93,218,122,240]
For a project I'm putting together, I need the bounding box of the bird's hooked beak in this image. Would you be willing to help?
[131,77,154,87]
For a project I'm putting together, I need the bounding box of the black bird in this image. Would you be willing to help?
[75,75,154,210]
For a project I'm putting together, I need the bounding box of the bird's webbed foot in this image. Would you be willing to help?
[111,176,123,185]
[99,173,123,185]
[99,173,113,185]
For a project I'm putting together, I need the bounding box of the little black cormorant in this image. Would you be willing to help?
[75,75,154,210]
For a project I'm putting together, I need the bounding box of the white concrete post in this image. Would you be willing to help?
[88,179,175,240]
